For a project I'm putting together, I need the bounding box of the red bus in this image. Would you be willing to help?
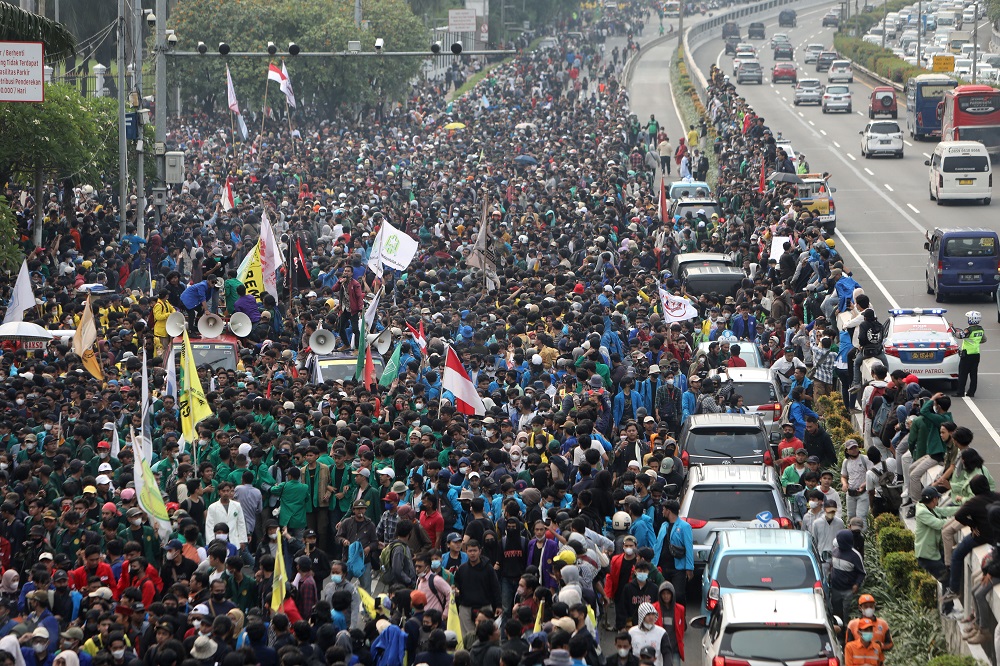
[939,84,1000,159]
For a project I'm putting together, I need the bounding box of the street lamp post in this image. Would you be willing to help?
[881,0,887,49]
[972,0,979,83]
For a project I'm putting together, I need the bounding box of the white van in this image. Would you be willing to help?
[927,141,993,205]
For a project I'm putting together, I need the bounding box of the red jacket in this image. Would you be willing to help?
[346,279,364,314]
[115,563,163,600]
[604,553,638,601]
[655,600,687,660]
[70,562,115,591]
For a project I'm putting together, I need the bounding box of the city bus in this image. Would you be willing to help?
[906,73,958,140]
[939,84,1000,159]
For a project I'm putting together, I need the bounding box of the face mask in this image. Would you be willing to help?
[623,485,634,492]
[215,533,227,542]
[825,511,837,520]
[200,438,210,446]
[15,399,23,406]
[860,631,874,642]
[783,432,793,439]
[278,425,286,433]
[501,440,509,449]
[624,547,635,556]
[112,649,126,660]
[460,466,470,475]
[415,403,425,410]
[544,502,553,510]
[212,593,225,602]
[618,649,629,658]
[192,619,202,629]
[510,454,521,462]
[862,608,875,618]
[808,500,821,509]
[635,572,648,583]
[431,559,442,570]
[99,451,109,459]
[666,378,674,385]
[43,424,52,431]
[62,641,75,650]
[269,532,278,541]
[0,464,8,471]
[34,644,47,655]
[331,574,343,584]
[131,518,142,527]
[641,622,654,631]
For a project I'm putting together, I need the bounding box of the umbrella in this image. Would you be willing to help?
[767,171,804,184]
[0,321,53,342]
[515,122,536,130]
[513,155,538,166]
[443,122,466,130]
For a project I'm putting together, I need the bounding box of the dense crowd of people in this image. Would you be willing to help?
[0,0,993,663]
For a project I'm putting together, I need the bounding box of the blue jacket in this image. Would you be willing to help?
[372,623,407,666]
[835,275,862,312]
[730,315,758,340]
[629,514,656,549]
[652,518,694,572]
[681,390,698,423]
[179,281,214,309]
[788,401,819,440]
[612,390,645,428]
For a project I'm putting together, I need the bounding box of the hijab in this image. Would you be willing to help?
[0,571,18,594]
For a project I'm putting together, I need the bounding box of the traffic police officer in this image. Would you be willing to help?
[955,310,986,398]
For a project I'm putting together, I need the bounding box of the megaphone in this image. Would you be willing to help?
[165,312,187,338]
[309,328,336,355]
[373,328,393,356]
[229,312,252,338]
[197,312,225,338]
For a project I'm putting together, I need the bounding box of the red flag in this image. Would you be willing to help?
[441,346,486,416]
[364,346,375,389]
[406,321,427,351]
[295,238,311,280]
[658,177,668,223]
[222,177,235,211]
[758,163,766,194]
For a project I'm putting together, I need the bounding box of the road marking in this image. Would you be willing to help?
[833,141,840,148]
[782,96,787,101]
[834,231,899,309]
[847,153,856,160]
[907,203,920,213]
[798,111,804,117]
[857,111,865,116]
[964,398,1000,448]
[923,152,932,159]
[904,140,912,146]
[864,167,874,175]
[885,183,894,191]
[820,129,827,135]
[809,120,815,126]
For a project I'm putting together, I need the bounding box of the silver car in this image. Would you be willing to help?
[711,368,785,438]
[793,78,823,105]
[821,84,852,113]
[679,464,793,569]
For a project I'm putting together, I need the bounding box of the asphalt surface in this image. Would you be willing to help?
[624,6,1000,663]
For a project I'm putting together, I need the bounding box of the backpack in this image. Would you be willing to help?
[876,462,903,515]
[870,394,891,437]
[379,541,404,585]
[347,541,366,579]
[865,385,887,421]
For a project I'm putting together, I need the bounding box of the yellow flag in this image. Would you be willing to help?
[237,242,265,302]
[447,592,464,650]
[179,331,213,446]
[358,587,376,619]
[73,296,103,380]
[533,599,545,632]
[270,531,287,613]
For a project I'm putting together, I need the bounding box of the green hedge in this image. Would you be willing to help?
[872,512,905,536]
[883,550,919,590]
[833,34,931,84]
[909,569,939,610]
[839,0,913,35]
[927,656,988,666]
[878,526,915,563]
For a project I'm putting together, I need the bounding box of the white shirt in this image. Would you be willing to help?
[865,459,898,498]
[205,499,248,547]
[629,624,667,666]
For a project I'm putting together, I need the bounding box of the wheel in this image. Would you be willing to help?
[936,289,945,303]
[985,198,992,205]
[897,151,904,159]
[926,273,934,294]
[891,111,898,119]
[847,106,853,113]
[869,110,874,119]
[822,107,828,113]
[794,100,800,105]
[930,184,936,201]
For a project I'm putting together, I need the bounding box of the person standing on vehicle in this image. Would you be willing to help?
[954,310,986,398]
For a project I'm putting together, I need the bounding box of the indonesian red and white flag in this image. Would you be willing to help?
[259,209,284,299]
[267,62,284,85]
[221,178,235,211]
[442,346,486,416]
[226,65,240,115]
[280,62,296,108]
[406,320,427,351]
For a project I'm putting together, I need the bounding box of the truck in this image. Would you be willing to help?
[948,30,972,55]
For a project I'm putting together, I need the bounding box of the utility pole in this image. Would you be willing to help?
[117,0,128,238]
[973,0,979,83]
[881,0,887,49]
[355,0,362,29]
[917,0,922,68]
[134,2,146,237]
[154,0,166,227]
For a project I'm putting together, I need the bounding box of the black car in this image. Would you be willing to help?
[722,21,741,39]
[773,44,794,60]
[816,51,838,71]
[748,22,766,39]
[724,35,740,55]
[778,9,797,27]
[822,11,840,26]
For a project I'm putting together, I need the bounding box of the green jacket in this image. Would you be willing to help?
[330,464,355,513]
[270,479,310,528]
[908,415,930,460]
[914,502,960,560]
[920,399,953,457]
[224,278,243,314]
[951,464,996,503]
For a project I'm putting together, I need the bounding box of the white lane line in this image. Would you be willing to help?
[809,120,815,126]
[885,183,894,191]
[834,231,899,309]
[782,96,787,101]
[857,111,865,116]
[820,129,827,135]
[964,398,1000,448]
[798,111,804,117]
[907,203,920,213]
[847,153,856,160]
[923,152,932,159]
[864,167,874,175]
[833,141,840,148]
[904,140,913,146]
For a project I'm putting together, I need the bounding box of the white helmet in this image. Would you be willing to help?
[612,511,632,531]
[967,311,982,325]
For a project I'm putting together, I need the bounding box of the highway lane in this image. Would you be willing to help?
[686,5,1000,475]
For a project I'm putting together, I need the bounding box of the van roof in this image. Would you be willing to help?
[933,227,998,235]
[717,529,812,551]
[721,591,828,625]
[935,140,992,154]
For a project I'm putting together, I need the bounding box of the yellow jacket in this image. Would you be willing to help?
[153,298,175,337]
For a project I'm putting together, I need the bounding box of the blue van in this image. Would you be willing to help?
[924,227,1000,302]
[700,529,826,612]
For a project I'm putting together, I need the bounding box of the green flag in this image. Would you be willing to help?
[354,312,366,381]
[379,344,401,388]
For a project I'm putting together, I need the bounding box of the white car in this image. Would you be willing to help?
[828,60,854,82]
[803,43,824,63]
[860,120,904,158]
[821,84,852,113]
[691,592,842,665]
[793,78,823,105]
[883,308,961,384]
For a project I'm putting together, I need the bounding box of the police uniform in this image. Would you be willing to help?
[955,324,986,397]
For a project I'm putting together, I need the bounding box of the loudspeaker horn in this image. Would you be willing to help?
[309,328,336,355]
[229,312,253,338]
[373,328,393,356]
[165,312,187,338]
[197,312,225,338]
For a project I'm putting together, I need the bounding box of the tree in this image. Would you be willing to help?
[168,0,428,112]
[0,1,75,60]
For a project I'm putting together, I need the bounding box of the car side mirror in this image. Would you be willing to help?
[785,483,803,496]
[690,616,709,630]
[859,130,864,134]
[821,551,832,563]
[924,160,931,166]
[770,431,781,444]
[924,241,930,250]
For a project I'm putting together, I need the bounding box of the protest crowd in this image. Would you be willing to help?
[0,0,991,663]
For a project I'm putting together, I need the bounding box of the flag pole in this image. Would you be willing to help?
[260,68,272,156]
[285,99,295,157]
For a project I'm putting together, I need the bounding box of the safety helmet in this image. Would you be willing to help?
[858,594,876,607]
[967,310,982,325]
[612,511,632,531]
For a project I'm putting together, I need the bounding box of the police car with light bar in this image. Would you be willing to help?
[883,308,960,385]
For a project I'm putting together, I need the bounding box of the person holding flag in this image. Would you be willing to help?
[338,266,366,351]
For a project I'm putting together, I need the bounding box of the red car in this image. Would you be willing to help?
[869,86,898,118]
[771,62,797,84]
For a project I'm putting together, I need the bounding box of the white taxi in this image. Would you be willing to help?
[860,120,904,159]
[883,308,960,384]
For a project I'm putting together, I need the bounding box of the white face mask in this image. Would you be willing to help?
[191,619,201,629]
[862,608,875,618]
[112,650,125,660]
[43,424,52,431]
[808,500,821,509]
[510,454,521,462]
[0,463,8,471]
[617,649,629,658]
[15,399,23,406]
[215,533,227,542]
[641,622,654,631]
[269,532,278,541]
[131,518,142,527]
[624,547,635,556]
[99,451,109,459]
[459,466,470,475]
[415,403,424,410]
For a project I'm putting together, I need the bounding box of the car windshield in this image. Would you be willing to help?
[720,628,833,661]
[942,156,990,173]
[181,342,238,371]
[944,236,997,256]
[687,488,777,520]
[892,318,950,334]
[729,381,777,405]
[674,203,724,218]
[718,555,818,590]
[871,122,901,133]
[799,80,821,88]
[685,428,764,456]
[827,86,850,94]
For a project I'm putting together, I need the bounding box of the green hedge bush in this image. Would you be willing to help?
[872,512,904,535]
[878,526,915,563]
[833,34,930,84]
[909,569,939,610]
[927,656,987,666]
[883,550,919,590]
